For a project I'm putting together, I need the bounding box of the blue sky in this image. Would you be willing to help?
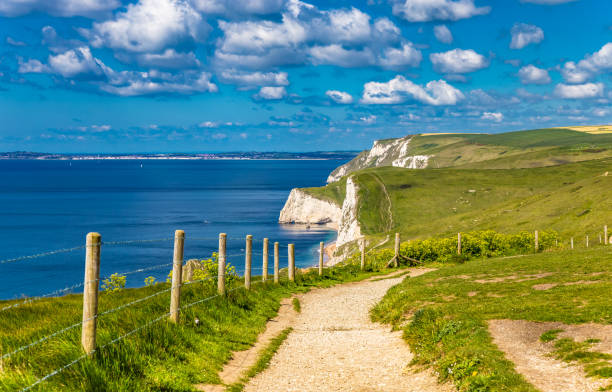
[0,0,610,152]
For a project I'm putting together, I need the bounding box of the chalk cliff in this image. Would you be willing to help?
[279,189,342,228]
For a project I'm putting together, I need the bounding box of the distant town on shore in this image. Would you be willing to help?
[0,151,360,160]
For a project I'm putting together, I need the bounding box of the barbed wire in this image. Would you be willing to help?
[101,238,173,246]
[0,245,86,265]
[0,281,85,313]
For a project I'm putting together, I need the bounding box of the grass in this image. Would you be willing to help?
[309,157,611,244]
[291,297,301,313]
[0,261,388,391]
[227,327,293,392]
[371,246,612,392]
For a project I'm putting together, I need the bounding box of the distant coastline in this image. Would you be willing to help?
[0,151,360,161]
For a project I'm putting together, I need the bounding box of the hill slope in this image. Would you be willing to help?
[327,128,612,183]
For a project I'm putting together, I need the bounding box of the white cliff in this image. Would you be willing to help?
[279,188,342,228]
[327,136,431,183]
[336,177,362,247]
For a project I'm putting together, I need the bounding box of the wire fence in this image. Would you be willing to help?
[0,230,316,392]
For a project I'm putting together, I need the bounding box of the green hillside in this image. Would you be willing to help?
[306,131,612,244]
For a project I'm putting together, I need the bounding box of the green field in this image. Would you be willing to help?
[372,246,612,392]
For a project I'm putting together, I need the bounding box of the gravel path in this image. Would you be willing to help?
[244,269,451,392]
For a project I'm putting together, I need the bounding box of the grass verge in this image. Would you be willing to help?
[372,246,612,392]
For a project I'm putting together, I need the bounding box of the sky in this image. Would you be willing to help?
[0,0,611,153]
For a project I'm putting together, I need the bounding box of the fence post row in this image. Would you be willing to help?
[457,232,462,255]
[360,238,366,271]
[169,230,185,323]
[319,242,324,276]
[81,232,101,355]
[245,235,252,290]
[262,238,269,283]
[274,242,280,284]
[288,244,295,282]
[218,233,227,295]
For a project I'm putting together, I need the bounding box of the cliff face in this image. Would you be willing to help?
[336,177,361,247]
[278,189,342,228]
[327,136,430,183]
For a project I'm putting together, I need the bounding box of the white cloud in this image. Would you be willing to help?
[6,36,26,46]
[212,133,227,140]
[256,86,287,100]
[391,0,490,22]
[309,45,375,67]
[48,47,107,78]
[593,108,610,117]
[0,0,119,17]
[220,70,289,87]
[102,70,218,96]
[481,112,503,122]
[554,82,604,99]
[510,23,544,49]
[326,90,353,104]
[361,75,464,105]
[430,48,488,74]
[87,0,209,53]
[378,42,422,68]
[360,115,377,124]
[18,59,47,74]
[199,121,219,128]
[561,43,612,83]
[215,1,408,70]
[136,49,201,69]
[190,0,283,15]
[518,65,551,84]
[434,25,453,44]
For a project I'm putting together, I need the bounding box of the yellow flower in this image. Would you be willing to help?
[472,371,478,377]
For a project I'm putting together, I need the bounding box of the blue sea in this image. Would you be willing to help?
[0,159,346,299]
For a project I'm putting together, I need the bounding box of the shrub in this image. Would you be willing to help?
[102,273,127,292]
[144,276,156,286]
[169,252,239,287]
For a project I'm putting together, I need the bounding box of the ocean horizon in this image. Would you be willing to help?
[0,158,347,300]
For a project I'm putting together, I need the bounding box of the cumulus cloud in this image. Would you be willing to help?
[0,0,119,17]
[554,82,604,99]
[86,0,209,53]
[214,1,416,71]
[518,65,551,84]
[430,48,488,74]
[481,112,503,122]
[561,42,612,83]
[361,75,464,105]
[190,0,283,15]
[390,0,490,22]
[360,115,377,124]
[256,86,287,100]
[219,70,289,87]
[135,49,201,69]
[20,47,108,79]
[326,90,353,104]
[434,25,453,44]
[510,23,544,49]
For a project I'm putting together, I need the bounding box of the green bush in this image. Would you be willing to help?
[346,230,559,268]
[169,252,239,287]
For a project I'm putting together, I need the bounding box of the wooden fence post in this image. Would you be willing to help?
[394,233,400,267]
[457,233,462,255]
[170,230,185,323]
[218,233,226,296]
[288,244,295,282]
[274,242,279,284]
[605,225,609,245]
[245,235,252,290]
[318,242,324,276]
[571,237,574,250]
[535,230,539,252]
[586,235,589,248]
[81,232,101,355]
[599,233,602,244]
[360,237,365,271]
[262,238,269,283]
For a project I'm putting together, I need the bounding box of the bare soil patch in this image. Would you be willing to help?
[489,319,612,392]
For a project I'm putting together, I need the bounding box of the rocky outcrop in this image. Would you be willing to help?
[327,136,431,183]
[279,189,342,228]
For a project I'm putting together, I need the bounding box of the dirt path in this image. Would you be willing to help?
[243,268,451,392]
[489,320,610,392]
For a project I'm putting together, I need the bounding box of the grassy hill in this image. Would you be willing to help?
[304,128,612,245]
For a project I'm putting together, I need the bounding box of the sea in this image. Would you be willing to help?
[0,159,347,299]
